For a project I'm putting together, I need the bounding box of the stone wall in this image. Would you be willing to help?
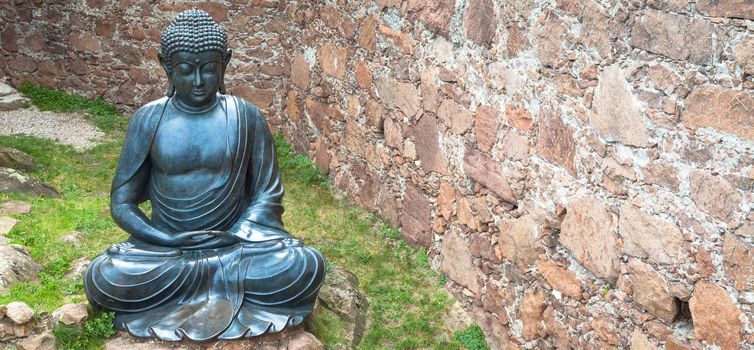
[0,0,288,121]
[3,0,754,349]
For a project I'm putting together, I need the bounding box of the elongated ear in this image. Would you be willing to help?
[223,48,232,68]
[220,49,232,95]
[158,53,174,97]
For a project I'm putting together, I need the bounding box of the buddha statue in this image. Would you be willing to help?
[84,9,326,341]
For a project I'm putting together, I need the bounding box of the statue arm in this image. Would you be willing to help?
[110,159,173,245]
[109,100,179,247]
[227,101,289,243]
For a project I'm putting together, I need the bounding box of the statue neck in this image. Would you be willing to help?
[171,95,220,114]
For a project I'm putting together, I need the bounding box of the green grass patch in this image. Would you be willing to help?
[274,133,329,187]
[53,312,117,350]
[17,82,128,133]
[305,307,349,348]
[277,138,461,349]
[452,325,490,350]
[0,86,126,310]
[0,87,474,349]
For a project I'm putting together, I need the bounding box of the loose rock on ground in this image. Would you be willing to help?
[0,167,60,198]
[0,82,29,112]
[0,147,39,172]
[307,266,368,346]
[5,302,35,324]
[0,244,41,292]
[0,200,32,215]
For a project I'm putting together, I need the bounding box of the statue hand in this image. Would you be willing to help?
[179,230,238,250]
[206,230,237,241]
[170,231,216,247]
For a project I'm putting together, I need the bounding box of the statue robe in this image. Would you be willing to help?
[84,95,326,341]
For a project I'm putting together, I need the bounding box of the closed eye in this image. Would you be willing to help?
[174,63,194,74]
[202,62,219,72]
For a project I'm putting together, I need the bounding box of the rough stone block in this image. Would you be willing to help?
[376,76,421,118]
[5,302,34,325]
[537,260,583,300]
[689,281,743,350]
[535,11,568,68]
[591,64,648,147]
[437,99,473,135]
[697,0,754,20]
[317,43,347,80]
[412,114,447,175]
[735,36,754,77]
[684,85,754,141]
[463,0,497,47]
[536,107,576,175]
[560,197,620,283]
[689,170,742,221]
[406,0,455,36]
[497,215,545,266]
[501,129,529,161]
[723,233,753,291]
[0,217,17,236]
[1,26,18,53]
[69,32,102,52]
[17,331,55,350]
[630,328,660,350]
[52,303,90,327]
[628,259,679,323]
[618,204,688,264]
[579,0,612,59]
[631,10,724,65]
[354,60,371,90]
[463,149,516,204]
[358,16,378,52]
[290,53,310,90]
[474,105,498,152]
[441,228,480,294]
[400,182,432,248]
[0,200,31,215]
[518,288,546,340]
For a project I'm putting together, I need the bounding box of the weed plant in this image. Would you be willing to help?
[53,312,116,350]
[0,84,488,349]
[452,325,490,350]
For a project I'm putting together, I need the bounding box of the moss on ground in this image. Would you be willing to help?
[0,84,488,350]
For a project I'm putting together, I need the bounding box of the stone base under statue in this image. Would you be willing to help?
[103,327,324,350]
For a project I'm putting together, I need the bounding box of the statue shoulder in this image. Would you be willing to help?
[130,97,169,124]
[113,97,168,193]
[121,97,169,145]
[226,95,266,124]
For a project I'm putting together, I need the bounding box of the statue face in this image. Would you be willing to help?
[169,51,225,108]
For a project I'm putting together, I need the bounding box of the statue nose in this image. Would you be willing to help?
[193,69,203,87]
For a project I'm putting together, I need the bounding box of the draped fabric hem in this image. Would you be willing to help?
[85,239,325,342]
[116,304,312,342]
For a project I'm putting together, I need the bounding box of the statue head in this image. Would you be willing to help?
[159,9,233,108]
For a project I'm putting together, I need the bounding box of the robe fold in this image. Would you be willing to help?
[84,95,326,341]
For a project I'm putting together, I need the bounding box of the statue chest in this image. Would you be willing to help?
[150,108,238,175]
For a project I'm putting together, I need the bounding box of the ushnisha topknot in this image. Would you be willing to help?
[160,9,229,67]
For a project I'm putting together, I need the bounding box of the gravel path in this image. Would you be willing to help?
[0,107,106,150]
